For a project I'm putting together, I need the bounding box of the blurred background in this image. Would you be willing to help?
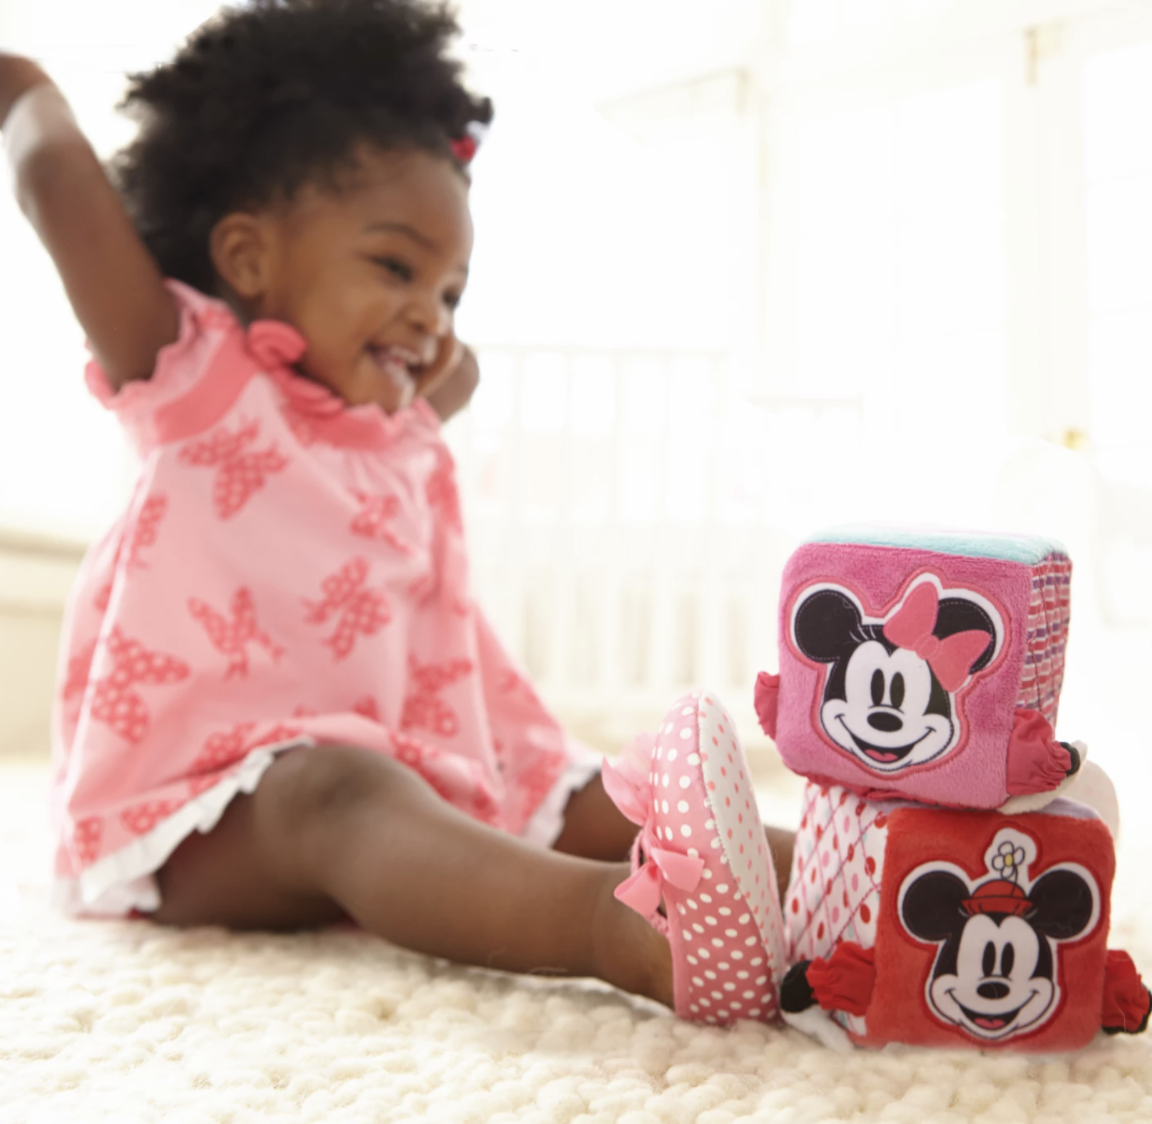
[0,0,1149,783]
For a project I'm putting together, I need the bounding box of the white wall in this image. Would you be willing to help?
[1,0,1149,760]
[0,531,83,758]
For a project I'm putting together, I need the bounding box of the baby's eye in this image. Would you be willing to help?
[374,257,412,282]
[443,290,462,311]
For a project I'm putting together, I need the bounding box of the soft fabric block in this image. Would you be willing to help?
[758,527,1074,808]
[781,781,1149,1051]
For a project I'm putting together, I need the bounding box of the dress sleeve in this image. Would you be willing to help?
[84,280,243,455]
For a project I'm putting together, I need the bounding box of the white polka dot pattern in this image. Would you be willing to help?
[640,691,785,1026]
[696,695,787,1006]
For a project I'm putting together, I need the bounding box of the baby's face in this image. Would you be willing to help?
[234,147,473,414]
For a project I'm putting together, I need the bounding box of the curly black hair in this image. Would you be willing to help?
[111,0,492,293]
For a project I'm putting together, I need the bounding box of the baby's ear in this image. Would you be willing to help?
[209,212,277,304]
[792,588,862,664]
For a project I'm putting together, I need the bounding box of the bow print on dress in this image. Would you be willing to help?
[303,558,392,660]
[127,494,169,567]
[349,490,415,555]
[178,418,289,520]
[601,735,705,922]
[426,445,463,534]
[89,627,191,744]
[94,494,170,612]
[188,586,285,678]
[400,654,475,738]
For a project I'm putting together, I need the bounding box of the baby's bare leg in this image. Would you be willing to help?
[555,773,796,901]
[153,745,672,1005]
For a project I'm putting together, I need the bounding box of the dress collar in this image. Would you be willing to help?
[246,319,439,449]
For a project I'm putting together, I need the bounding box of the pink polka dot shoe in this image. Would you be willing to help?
[602,690,787,1025]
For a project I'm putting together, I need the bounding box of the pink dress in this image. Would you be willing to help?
[51,281,597,916]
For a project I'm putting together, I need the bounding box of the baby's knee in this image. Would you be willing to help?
[260,743,408,836]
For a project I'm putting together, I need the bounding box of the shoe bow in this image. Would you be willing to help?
[601,734,706,917]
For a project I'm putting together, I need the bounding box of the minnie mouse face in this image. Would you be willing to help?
[828,639,947,769]
[788,576,1002,774]
[930,910,1052,1038]
[898,830,1099,1042]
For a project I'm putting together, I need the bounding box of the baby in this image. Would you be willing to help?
[2,0,790,1024]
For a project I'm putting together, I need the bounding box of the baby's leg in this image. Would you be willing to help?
[555,773,796,901]
[152,745,672,1006]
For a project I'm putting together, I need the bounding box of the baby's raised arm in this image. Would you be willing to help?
[1,54,177,391]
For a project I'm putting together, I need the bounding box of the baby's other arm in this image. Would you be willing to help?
[1,55,177,391]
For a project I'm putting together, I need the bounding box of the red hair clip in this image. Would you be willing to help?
[450,134,478,164]
[450,121,487,165]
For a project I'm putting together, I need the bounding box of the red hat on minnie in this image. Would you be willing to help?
[962,878,1032,918]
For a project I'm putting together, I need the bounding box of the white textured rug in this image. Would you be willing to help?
[3,759,1152,1124]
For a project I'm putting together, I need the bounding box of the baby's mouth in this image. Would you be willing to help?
[368,345,423,396]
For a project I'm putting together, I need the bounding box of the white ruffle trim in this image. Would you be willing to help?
[54,736,603,916]
[519,744,602,848]
[53,738,313,918]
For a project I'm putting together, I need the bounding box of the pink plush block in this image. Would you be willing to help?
[760,532,1074,809]
[1022,554,1072,723]
[782,781,1147,1051]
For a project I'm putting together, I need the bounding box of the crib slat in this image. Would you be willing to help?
[465,345,866,736]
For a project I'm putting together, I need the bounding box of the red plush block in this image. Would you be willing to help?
[760,528,1075,809]
[782,781,1143,1051]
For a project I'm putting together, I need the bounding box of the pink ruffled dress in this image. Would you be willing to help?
[51,281,598,916]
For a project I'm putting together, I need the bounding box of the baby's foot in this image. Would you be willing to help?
[590,862,674,1009]
[765,825,795,902]
[600,691,787,1024]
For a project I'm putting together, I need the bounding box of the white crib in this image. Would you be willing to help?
[447,344,865,752]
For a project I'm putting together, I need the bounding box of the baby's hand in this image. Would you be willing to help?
[421,341,480,423]
[0,54,51,127]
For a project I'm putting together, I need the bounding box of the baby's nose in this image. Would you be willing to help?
[406,290,451,338]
